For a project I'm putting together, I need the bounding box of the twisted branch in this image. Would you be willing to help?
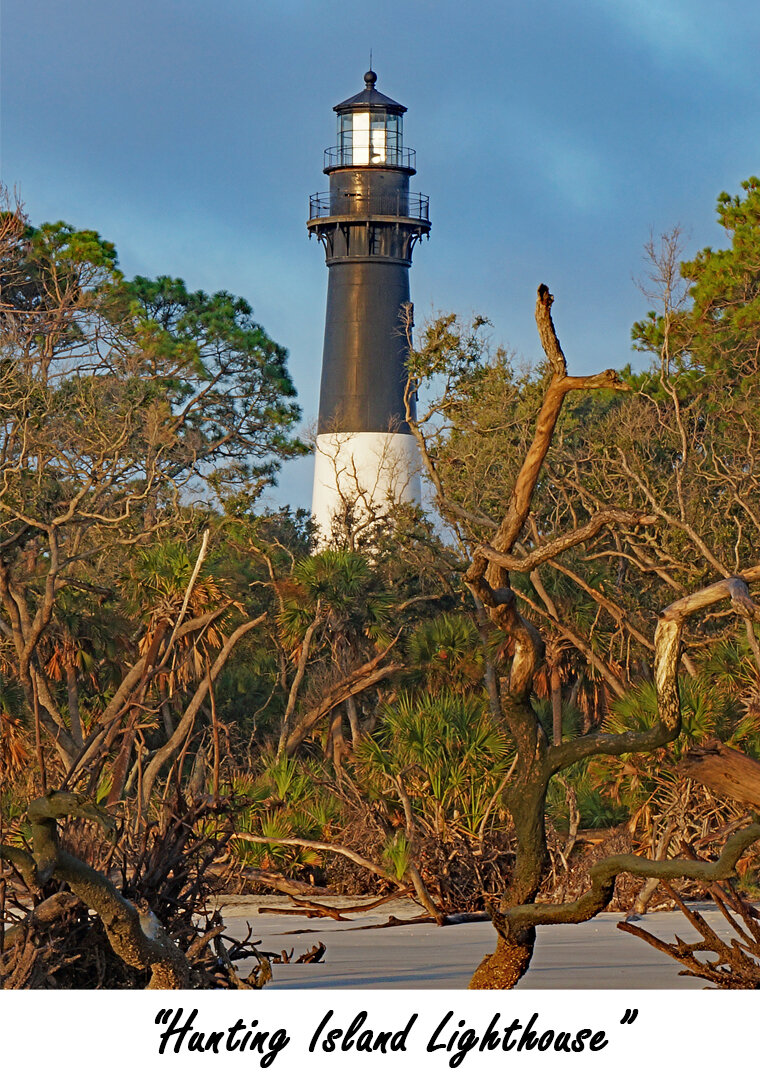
[1,792,190,988]
[494,823,760,939]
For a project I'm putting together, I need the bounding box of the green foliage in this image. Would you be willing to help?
[124,275,306,493]
[278,549,395,653]
[125,541,224,614]
[358,691,512,835]
[41,588,129,711]
[589,644,760,823]
[29,220,119,273]
[531,696,585,743]
[382,831,411,880]
[405,613,485,692]
[605,666,756,751]
[682,178,760,380]
[406,312,492,383]
[633,178,760,386]
[546,767,628,831]
[227,756,342,874]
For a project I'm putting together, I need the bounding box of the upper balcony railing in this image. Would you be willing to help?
[323,145,417,171]
[309,190,430,223]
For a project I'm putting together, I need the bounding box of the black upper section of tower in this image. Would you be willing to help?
[308,71,430,436]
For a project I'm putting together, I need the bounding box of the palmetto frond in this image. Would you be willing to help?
[278,549,395,653]
[358,690,512,834]
[405,613,485,692]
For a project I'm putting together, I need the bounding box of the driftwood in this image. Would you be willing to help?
[619,880,760,988]
[297,941,326,963]
[233,831,401,886]
[676,740,760,810]
[0,793,272,989]
[340,910,492,932]
[232,867,335,896]
[257,889,414,921]
[258,905,349,921]
[233,830,443,923]
[259,941,326,964]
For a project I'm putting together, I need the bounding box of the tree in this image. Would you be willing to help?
[0,193,303,781]
[405,255,760,986]
[0,194,312,986]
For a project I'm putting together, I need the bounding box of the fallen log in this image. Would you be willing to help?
[232,867,335,896]
[257,905,348,921]
[341,911,492,932]
[257,890,413,921]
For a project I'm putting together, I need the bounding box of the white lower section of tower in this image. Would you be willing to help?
[311,430,422,542]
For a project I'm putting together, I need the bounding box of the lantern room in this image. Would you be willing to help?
[325,70,414,171]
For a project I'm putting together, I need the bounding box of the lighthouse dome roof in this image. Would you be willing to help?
[334,70,406,113]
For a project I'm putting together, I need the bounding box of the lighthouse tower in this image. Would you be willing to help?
[308,70,430,540]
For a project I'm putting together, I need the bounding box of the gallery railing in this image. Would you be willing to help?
[323,145,417,171]
[308,191,430,222]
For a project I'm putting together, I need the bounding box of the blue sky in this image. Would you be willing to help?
[3,0,759,509]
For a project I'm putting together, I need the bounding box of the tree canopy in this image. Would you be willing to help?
[2,180,760,992]
[0,195,305,769]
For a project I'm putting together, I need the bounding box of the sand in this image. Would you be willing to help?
[215,894,726,990]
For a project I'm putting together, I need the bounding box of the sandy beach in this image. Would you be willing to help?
[216,895,722,990]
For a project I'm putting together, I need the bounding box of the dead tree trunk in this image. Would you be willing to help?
[676,741,760,810]
[470,573,760,987]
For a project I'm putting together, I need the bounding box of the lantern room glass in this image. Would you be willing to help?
[338,110,403,166]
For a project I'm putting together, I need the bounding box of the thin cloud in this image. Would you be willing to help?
[589,0,751,84]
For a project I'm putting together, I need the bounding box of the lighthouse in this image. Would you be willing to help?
[308,70,431,540]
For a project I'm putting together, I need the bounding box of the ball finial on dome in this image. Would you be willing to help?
[364,69,377,88]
